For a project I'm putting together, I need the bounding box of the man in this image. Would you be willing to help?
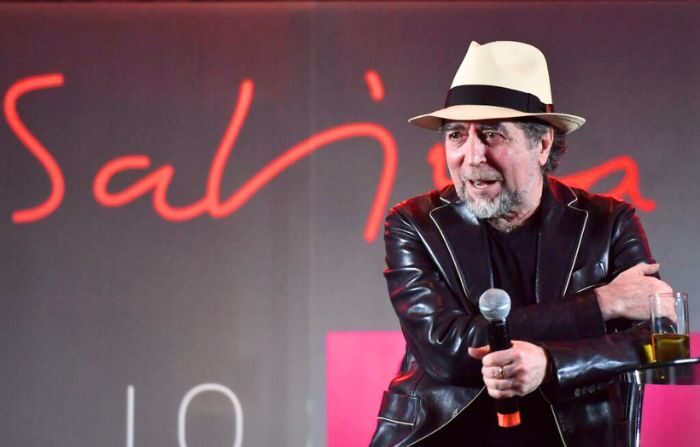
[370,41,674,447]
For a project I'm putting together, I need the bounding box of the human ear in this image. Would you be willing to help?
[537,127,554,166]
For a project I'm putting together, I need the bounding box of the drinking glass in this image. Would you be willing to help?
[650,292,690,362]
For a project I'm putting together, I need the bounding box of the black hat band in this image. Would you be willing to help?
[444,85,554,113]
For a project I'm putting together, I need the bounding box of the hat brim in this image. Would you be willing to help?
[408,105,585,135]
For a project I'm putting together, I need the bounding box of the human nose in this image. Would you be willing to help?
[464,130,487,166]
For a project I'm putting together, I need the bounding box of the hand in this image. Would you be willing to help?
[595,262,673,321]
[468,341,548,399]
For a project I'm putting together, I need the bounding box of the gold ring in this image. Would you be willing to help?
[497,366,505,380]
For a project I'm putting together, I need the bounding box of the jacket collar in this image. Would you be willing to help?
[430,177,587,305]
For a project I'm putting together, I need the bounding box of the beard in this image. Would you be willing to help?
[457,181,521,219]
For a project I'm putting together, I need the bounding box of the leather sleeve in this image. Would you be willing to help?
[608,202,655,278]
[543,204,655,401]
[384,207,486,385]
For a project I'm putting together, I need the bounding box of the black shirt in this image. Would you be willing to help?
[485,211,540,308]
[425,210,563,446]
[483,210,563,446]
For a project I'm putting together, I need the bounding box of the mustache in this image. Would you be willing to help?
[461,170,503,183]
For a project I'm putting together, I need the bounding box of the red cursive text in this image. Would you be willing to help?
[5,71,654,242]
[426,143,656,211]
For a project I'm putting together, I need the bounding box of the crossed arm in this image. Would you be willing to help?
[470,262,673,400]
[385,202,673,400]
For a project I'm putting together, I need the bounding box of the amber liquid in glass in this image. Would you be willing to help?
[652,333,690,362]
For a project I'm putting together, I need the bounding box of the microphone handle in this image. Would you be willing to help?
[488,320,521,428]
[488,320,511,351]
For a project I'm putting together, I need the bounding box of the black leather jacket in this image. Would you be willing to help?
[371,178,653,447]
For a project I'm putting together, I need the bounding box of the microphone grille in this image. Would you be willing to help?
[479,288,511,321]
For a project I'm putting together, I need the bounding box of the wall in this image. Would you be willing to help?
[1,3,699,446]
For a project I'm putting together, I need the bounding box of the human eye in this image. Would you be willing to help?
[481,129,505,146]
[443,126,466,144]
[447,130,463,141]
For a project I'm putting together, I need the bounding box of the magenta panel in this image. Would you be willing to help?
[641,332,700,447]
[327,331,700,446]
[326,331,404,447]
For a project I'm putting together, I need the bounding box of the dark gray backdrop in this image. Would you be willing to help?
[1,2,699,446]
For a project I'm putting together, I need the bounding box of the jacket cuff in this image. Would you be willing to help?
[540,327,647,402]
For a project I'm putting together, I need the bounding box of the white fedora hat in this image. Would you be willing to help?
[409,41,585,134]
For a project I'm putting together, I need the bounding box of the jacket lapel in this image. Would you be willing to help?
[429,190,493,309]
[431,179,587,307]
[536,179,589,302]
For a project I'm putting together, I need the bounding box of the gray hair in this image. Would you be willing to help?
[513,119,568,174]
[437,118,568,174]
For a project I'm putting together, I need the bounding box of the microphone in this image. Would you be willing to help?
[479,288,521,428]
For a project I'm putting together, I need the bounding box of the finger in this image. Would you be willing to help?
[468,346,490,359]
[486,376,530,397]
[663,298,679,322]
[655,280,673,294]
[486,387,504,398]
[637,262,660,275]
[482,364,508,380]
[483,378,503,390]
[669,306,679,323]
[486,385,516,399]
[481,349,513,367]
